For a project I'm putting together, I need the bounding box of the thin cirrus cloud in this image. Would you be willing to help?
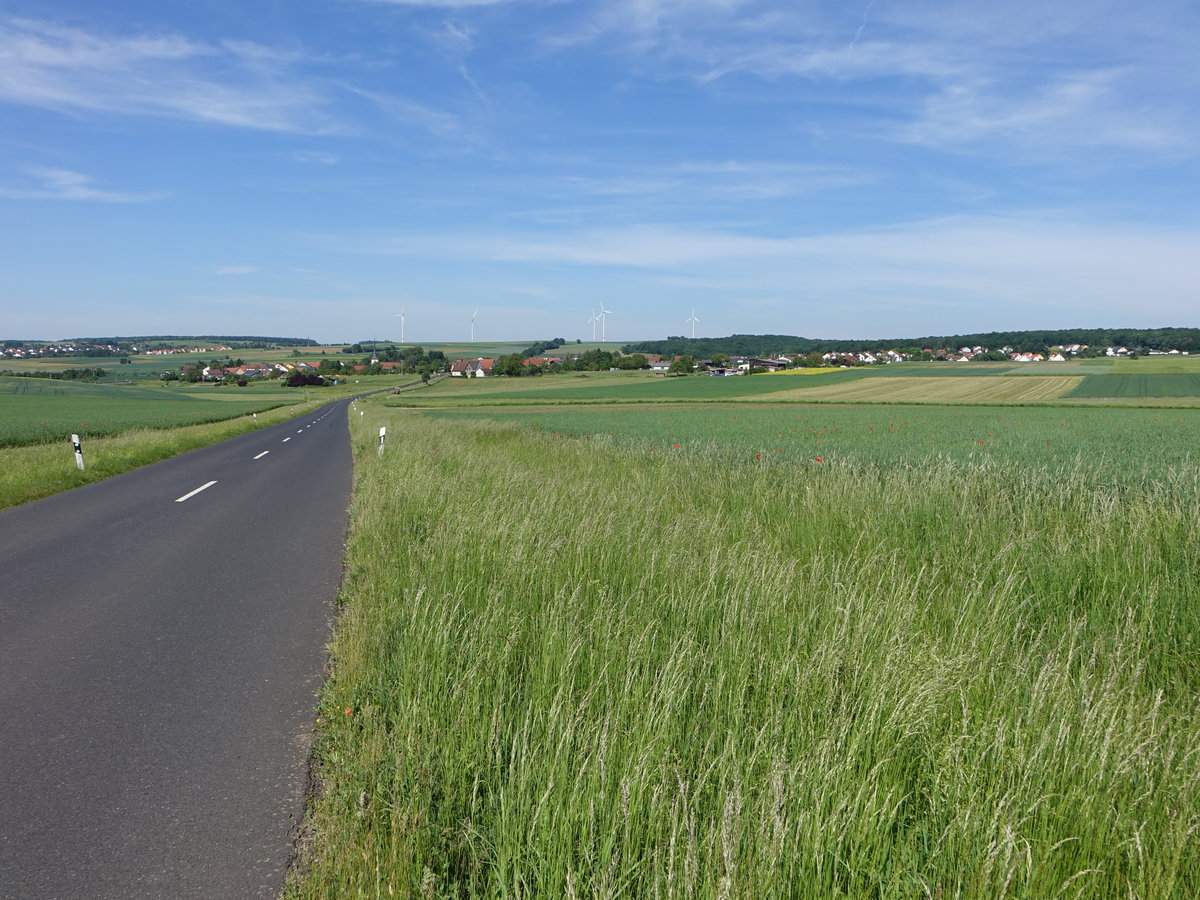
[539,1,1196,160]
[0,16,342,133]
[327,215,1200,322]
[897,71,1188,155]
[0,166,159,202]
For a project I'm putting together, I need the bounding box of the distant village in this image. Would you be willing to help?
[2,339,1189,382]
[1,342,234,360]
[449,342,1188,378]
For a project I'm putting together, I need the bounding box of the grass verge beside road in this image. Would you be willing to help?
[289,405,1200,898]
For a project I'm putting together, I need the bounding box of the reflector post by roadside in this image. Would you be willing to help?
[378,426,387,455]
[71,434,84,470]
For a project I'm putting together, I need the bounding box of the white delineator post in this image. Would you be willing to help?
[378,426,387,455]
[71,434,85,470]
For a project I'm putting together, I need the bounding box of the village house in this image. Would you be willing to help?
[738,358,786,371]
[450,358,495,377]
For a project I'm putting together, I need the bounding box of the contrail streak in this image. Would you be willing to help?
[849,0,875,51]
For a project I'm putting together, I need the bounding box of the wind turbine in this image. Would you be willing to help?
[599,304,613,341]
[587,308,599,341]
[394,307,406,343]
[686,308,700,339]
[470,309,477,342]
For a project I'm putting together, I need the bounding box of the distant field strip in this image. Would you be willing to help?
[755,375,1081,404]
[1068,373,1200,398]
[0,377,285,446]
[407,371,866,404]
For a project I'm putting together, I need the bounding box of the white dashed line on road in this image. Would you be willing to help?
[253,451,269,460]
[282,438,290,442]
[175,481,217,503]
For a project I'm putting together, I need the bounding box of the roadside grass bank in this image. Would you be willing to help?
[0,398,329,510]
[290,408,1200,898]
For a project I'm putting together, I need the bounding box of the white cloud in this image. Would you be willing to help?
[534,1,1199,160]
[323,213,1200,326]
[290,150,341,165]
[0,17,342,133]
[340,84,468,141]
[0,166,159,202]
[899,69,1187,154]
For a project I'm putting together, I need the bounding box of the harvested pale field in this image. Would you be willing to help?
[756,374,1082,404]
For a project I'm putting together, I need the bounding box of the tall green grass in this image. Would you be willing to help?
[290,410,1200,898]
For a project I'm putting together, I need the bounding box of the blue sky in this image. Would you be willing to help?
[2,1,1197,344]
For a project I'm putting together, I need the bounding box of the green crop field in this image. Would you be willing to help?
[1068,373,1200,398]
[1109,355,1200,373]
[404,358,1189,409]
[426,403,1200,487]
[289,402,1200,899]
[401,370,870,404]
[401,366,1159,408]
[0,376,302,447]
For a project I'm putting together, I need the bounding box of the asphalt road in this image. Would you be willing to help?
[0,399,355,898]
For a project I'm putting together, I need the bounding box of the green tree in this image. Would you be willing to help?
[492,353,528,377]
[286,370,325,387]
[667,356,695,375]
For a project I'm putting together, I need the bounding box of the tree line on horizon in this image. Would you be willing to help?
[77,335,320,347]
[623,327,1200,359]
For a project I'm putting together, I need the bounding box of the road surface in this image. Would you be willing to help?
[0,399,354,898]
